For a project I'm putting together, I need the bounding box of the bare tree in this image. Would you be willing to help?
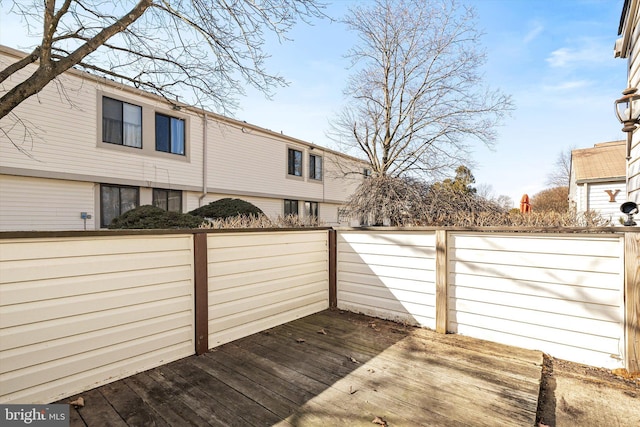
[0,0,325,122]
[345,165,506,226]
[346,174,430,225]
[329,0,513,179]
[546,147,573,187]
[531,186,569,213]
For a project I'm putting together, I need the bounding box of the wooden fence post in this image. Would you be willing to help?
[329,229,337,308]
[435,229,448,334]
[194,232,209,355]
[625,232,640,372]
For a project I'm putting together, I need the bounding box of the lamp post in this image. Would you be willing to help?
[614,87,640,160]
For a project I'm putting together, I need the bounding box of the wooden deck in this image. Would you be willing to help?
[59,310,544,426]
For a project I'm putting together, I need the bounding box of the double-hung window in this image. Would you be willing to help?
[288,148,302,176]
[102,97,142,148]
[100,184,139,227]
[309,154,322,180]
[153,189,182,212]
[156,113,185,155]
[284,199,299,216]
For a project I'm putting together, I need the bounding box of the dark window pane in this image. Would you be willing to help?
[285,199,298,215]
[100,185,120,227]
[288,149,302,176]
[101,185,139,228]
[120,187,138,215]
[102,97,122,145]
[156,114,170,152]
[153,189,168,211]
[167,190,182,212]
[310,155,322,180]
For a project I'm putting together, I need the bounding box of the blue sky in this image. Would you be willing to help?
[0,0,628,207]
[236,0,628,206]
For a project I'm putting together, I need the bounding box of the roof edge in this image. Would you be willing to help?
[0,44,368,166]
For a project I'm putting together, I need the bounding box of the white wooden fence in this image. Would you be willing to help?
[0,228,637,404]
[337,231,437,329]
[207,231,329,348]
[0,234,195,404]
[447,233,625,369]
[336,230,632,370]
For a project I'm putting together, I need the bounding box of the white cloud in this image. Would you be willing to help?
[545,43,610,68]
[523,22,544,44]
[542,79,592,91]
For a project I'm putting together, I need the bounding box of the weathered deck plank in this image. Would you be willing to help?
[58,309,543,426]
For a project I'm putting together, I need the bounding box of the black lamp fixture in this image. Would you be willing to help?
[614,87,640,160]
[620,201,639,226]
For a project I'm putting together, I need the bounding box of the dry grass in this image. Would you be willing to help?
[419,209,614,227]
[199,214,324,229]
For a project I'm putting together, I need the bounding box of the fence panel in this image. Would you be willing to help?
[0,234,195,404]
[448,232,625,369]
[207,230,329,348]
[337,231,437,328]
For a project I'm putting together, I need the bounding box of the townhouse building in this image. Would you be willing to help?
[0,45,367,231]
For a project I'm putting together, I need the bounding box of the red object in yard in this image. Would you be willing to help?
[520,194,532,213]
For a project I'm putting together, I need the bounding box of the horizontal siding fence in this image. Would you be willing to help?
[1,227,638,403]
[336,229,639,372]
[206,231,329,348]
[447,233,625,369]
[0,234,196,404]
[0,229,330,404]
[336,231,437,329]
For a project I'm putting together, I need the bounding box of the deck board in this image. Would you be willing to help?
[58,310,543,426]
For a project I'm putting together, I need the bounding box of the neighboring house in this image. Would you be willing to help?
[0,45,368,231]
[616,0,640,204]
[568,140,626,224]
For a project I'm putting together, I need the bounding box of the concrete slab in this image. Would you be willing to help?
[537,356,640,427]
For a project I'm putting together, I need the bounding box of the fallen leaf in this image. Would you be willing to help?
[349,386,358,395]
[368,368,375,373]
[296,338,305,343]
[372,416,388,426]
[317,329,327,335]
[69,397,84,408]
[349,356,359,364]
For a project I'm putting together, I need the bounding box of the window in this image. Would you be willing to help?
[102,97,142,148]
[100,184,139,227]
[288,148,302,176]
[305,201,319,218]
[153,189,182,212]
[284,199,299,216]
[338,208,350,223]
[363,168,372,178]
[156,113,185,155]
[309,154,322,180]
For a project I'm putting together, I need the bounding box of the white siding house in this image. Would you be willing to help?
[568,140,626,224]
[616,0,640,203]
[0,45,367,231]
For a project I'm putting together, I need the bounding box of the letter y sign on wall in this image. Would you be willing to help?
[605,189,621,202]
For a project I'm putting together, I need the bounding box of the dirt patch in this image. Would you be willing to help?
[536,354,640,427]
